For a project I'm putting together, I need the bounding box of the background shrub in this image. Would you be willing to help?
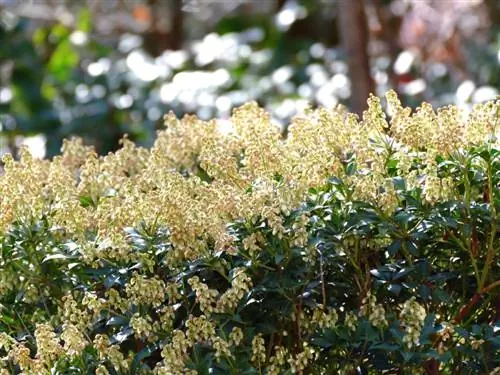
[1,1,499,158]
[0,93,499,374]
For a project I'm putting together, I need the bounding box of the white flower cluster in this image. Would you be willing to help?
[360,291,388,329]
[400,297,426,348]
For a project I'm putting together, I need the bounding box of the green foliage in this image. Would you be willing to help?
[0,138,498,373]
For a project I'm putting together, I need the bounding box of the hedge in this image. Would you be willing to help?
[0,92,499,374]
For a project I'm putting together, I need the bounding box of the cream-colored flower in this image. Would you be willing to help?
[360,292,388,329]
[0,94,497,374]
[251,334,266,367]
[400,297,426,348]
[61,323,88,357]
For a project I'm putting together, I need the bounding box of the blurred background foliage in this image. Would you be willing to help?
[0,0,499,158]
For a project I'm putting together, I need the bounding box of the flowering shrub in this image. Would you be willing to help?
[0,92,499,374]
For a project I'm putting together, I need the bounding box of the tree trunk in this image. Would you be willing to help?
[373,1,402,95]
[144,0,183,56]
[337,0,374,116]
[167,0,184,50]
[485,0,500,27]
